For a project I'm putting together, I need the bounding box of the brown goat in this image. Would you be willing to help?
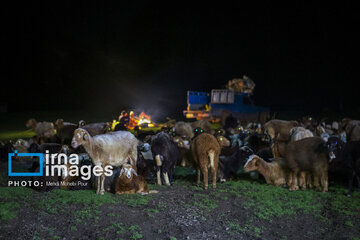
[244,155,287,186]
[264,119,299,141]
[191,133,221,189]
[273,134,313,190]
[115,164,157,194]
[284,137,329,192]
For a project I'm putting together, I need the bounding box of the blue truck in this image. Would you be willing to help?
[183,89,270,123]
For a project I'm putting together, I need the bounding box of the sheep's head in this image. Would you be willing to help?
[119,164,137,180]
[239,146,254,159]
[173,136,190,150]
[26,118,37,129]
[15,139,28,147]
[55,119,64,126]
[71,128,90,148]
[216,135,230,148]
[78,120,86,127]
[193,127,204,137]
[244,155,260,172]
[215,128,225,136]
[326,137,343,162]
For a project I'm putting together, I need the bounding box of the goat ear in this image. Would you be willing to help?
[119,168,124,177]
[131,168,138,176]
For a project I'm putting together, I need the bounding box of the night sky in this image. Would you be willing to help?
[3,2,359,120]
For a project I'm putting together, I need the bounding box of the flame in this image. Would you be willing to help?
[128,111,155,129]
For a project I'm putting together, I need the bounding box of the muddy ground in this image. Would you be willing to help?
[0,161,360,240]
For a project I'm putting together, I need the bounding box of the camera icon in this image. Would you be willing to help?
[8,150,43,176]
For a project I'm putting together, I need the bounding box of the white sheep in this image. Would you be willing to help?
[71,128,138,195]
[289,127,314,142]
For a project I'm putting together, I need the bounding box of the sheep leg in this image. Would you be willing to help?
[96,176,101,194]
[320,170,328,193]
[287,171,293,187]
[196,169,201,186]
[346,171,355,197]
[313,174,320,189]
[306,173,313,188]
[129,152,137,171]
[201,166,209,190]
[289,170,299,191]
[163,172,171,186]
[156,169,162,185]
[99,174,105,195]
[299,172,307,190]
[212,166,217,189]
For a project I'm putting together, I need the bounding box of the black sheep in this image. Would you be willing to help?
[219,146,254,181]
[244,133,270,153]
[256,147,273,162]
[150,132,179,186]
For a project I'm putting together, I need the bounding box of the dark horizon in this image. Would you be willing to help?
[3,2,359,120]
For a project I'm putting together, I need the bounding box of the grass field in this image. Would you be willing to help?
[1,112,359,239]
[0,166,359,239]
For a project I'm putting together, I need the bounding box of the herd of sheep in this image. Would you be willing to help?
[0,115,359,197]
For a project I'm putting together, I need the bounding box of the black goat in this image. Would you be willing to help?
[151,132,179,186]
[219,146,254,182]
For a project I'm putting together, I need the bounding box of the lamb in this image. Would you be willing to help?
[264,119,299,141]
[115,164,157,194]
[244,155,287,186]
[219,146,254,182]
[26,118,55,143]
[289,127,314,141]
[71,128,138,194]
[191,133,222,189]
[77,120,111,136]
[150,132,179,186]
[191,120,212,134]
[55,119,77,144]
[173,121,194,140]
[284,137,329,192]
